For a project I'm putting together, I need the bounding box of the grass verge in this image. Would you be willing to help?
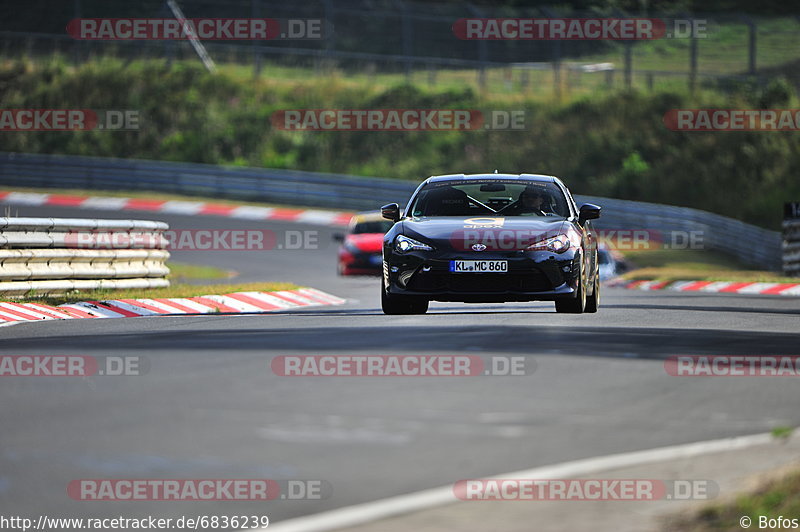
[667,465,800,531]
[167,261,235,283]
[617,249,798,283]
[10,282,299,307]
[772,426,795,440]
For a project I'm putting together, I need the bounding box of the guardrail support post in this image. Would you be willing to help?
[783,202,800,277]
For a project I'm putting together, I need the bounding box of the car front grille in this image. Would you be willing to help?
[406,271,552,293]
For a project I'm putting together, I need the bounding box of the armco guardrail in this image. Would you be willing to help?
[0,152,782,270]
[575,195,782,271]
[0,216,170,296]
[0,152,415,211]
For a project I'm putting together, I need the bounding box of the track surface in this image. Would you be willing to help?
[1,205,799,526]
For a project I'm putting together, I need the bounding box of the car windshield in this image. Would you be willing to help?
[351,220,394,234]
[408,180,571,219]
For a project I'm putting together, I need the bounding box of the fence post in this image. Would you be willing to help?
[552,58,561,100]
[73,0,82,66]
[252,0,262,78]
[323,0,336,71]
[624,42,632,89]
[468,3,488,92]
[748,19,757,74]
[397,0,413,82]
[689,31,698,92]
[739,15,757,75]
[367,61,377,83]
[158,0,174,69]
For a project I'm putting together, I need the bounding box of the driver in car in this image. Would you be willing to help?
[509,186,548,216]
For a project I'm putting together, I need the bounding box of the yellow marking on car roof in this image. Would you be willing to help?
[351,213,384,223]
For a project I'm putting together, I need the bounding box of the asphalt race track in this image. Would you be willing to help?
[1,204,799,525]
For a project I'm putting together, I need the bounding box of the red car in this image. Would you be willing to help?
[335,212,394,276]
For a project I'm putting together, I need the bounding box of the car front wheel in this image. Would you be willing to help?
[584,269,600,313]
[555,271,586,314]
[381,279,429,315]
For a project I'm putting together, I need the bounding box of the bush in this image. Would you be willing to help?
[1,58,796,230]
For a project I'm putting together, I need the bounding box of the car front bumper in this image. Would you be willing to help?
[340,251,383,275]
[383,250,582,302]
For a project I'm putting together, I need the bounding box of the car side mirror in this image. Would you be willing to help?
[381,203,401,223]
[332,233,344,242]
[578,203,601,224]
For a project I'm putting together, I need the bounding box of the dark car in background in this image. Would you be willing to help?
[380,173,601,314]
[335,211,394,276]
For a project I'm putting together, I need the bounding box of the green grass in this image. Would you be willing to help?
[667,465,800,532]
[10,281,299,306]
[621,248,746,269]
[581,19,800,76]
[248,18,800,98]
[771,426,794,440]
[167,261,234,283]
[617,249,799,283]
[0,258,285,307]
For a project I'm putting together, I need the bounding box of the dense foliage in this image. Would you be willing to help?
[1,59,797,229]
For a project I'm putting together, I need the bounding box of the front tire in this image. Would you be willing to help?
[585,270,600,313]
[381,279,428,315]
[555,271,586,314]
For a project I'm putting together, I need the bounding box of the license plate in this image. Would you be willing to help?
[450,260,508,273]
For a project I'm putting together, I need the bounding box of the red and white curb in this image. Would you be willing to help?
[607,278,800,296]
[0,288,345,324]
[0,191,354,227]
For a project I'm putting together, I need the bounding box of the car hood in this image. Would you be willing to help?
[398,216,569,252]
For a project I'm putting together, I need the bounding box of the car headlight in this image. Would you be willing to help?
[526,234,571,253]
[394,235,434,253]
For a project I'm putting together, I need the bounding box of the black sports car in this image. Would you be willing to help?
[380,173,601,315]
